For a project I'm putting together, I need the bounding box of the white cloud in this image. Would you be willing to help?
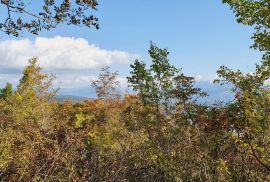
[0,36,139,70]
[195,74,218,83]
[0,37,139,93]
[54,74,129,89]
[53,74,92,88]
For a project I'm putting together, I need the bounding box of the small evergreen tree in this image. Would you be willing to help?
[0,83,13,99]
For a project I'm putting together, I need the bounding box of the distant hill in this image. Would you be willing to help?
[58,87,96,98]
[195,82,234,105]
[55,82,235,104]
[54,95,91,102]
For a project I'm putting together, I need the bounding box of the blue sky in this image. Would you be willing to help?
[0,1,262,97]
[38,0,261,72]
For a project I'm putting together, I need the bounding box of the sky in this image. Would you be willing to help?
[0,1,262,98]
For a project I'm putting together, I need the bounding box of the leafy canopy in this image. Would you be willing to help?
[0,0,99,36]
[0,83,13,99]
[223,0,270,60]
[127,43,206,109]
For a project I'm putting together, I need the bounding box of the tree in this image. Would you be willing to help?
[216,0,270,172]
[128,43,178,112]
[127,43,205,114]
[17,57,57,100]
[5,57,58,131]
[0,58,59,180]
[0,82,13,99]
[127,60,154,105]
[172,74,207,104]
[0,0,99,36]
[223,0,270,60]
[91,66,120,100]
[215,64,270,172]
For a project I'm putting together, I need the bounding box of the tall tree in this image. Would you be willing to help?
[17,57,57,100]
[128,43,178,112]
[127,43,205,114]
[13,57,57,128]
[0,58,58,180]
[217,0,270,172]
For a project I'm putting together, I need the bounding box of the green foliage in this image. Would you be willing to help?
[128,43,178,107]
[127,43,205,113]
[217,0,270,174]
[223,0,270,59]
[74,112,94,129]
[127,60,154,105]
[0,0,99,36]
[0,83,13,99]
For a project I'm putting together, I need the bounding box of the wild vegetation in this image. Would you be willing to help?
[0,0,269,181]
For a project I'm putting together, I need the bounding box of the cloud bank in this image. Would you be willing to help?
[194,74,218,83]
[0,36,138,70]
[0,36,139,92]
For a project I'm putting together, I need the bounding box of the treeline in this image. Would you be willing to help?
[0,0,270,181]
[0,41,269,181]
